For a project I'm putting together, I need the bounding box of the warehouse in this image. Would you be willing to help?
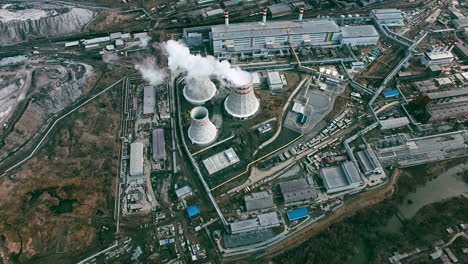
[370,9,405,27]
[244,191,275,211]
[279,178,318,203]
[267,71,283,90]
[375,132,468,167]
[453,17,468,29]
[287,207,309,221]
[143,86,155,116]
[379,117,410,129]
[319,161,363,194]
[130,142,144,177]
[175,185,192,199]
[426,88,468,103]
[340,25,379,46]
[427,101,468,122]
[202,148,240,174]
[187,205,200,217]
[230,212,280,234]
[210,20,340,55]
[356,148,382,175]
[268,3,292,18]
[152,129,166,161]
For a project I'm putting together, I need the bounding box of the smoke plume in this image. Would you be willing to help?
[139,34,152,48]
[102,53,119,64]
[134,56,167,86]
[163,40,251,86]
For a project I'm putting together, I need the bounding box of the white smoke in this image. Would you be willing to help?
[102,53,119,64]
[139,34,152,48]
[134,56,167,86]
[163,40,251,86]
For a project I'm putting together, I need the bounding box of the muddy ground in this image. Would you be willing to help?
[0,74,122,263]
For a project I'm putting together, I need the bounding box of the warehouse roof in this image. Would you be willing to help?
[279,179,318,203]
[426,88,468,100]
[267,71,282,85]
[143,87,155,115]
[175,185,192,199]
[379,117,410,129]
[340,25,379,38]
[245,191,275,211]
[287,207,309,221]
[129,142,144,176]
[152,129,165,161]
[211,20,340,40]
[320,161,362,193]
[257,212,280,227]
[187,205,200,217]
[453,17,468,28]
[268,3,292,17]
[230,219,259,233]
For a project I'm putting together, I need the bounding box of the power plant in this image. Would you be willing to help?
[188,106,217,145]
[224,78,260,119]
[183,77,217,105]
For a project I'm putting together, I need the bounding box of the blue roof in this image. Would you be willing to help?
[187,205,200,217]
[383,89,400,97]
[287,207,309,221]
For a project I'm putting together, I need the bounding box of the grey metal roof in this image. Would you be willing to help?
[268,3,292,15]
[211,20,340,40]
[245,191,275,211]
[152,129,165,160]
[143,86,155,115]
[175,185,192,198]
[342,161,362,184]
[130,142,144,176]
[279,179,317,203]
[374,13,404,20]
[356,151,374,174]
[257,212,280,227]
[320,166,348,189]
[267,71,282,85]
[340,25,379,38]
[379,117,410,129]
[426,88,468,100]
[372,9,403,14]
[230,219,259,233]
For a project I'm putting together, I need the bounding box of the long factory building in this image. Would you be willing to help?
[184,19,380,55]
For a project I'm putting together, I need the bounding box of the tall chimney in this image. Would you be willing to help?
[299,5,304,21]
[262,7,267,24]
[225,9,229,26]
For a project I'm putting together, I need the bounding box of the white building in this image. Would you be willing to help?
[370,9,405,27]
[340,25,379,46]
[130,142,144,177]
[421,50,455,67]
[267,71,283,90]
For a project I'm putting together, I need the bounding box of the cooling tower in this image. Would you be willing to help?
[188,106,217,145]
[183,78,217,105]
[224,79,259,119]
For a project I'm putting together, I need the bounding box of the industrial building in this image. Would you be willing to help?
[183,78,217,105]
[340,25,379,46]
[356,148,382,175]
[427,101,468,122]
[129,142,144,177]
[279,178,318,203]
[453,17,468,29]
[425,88,468,103]
[224,79,260,119]
[143,86,155,116]
[188,106,217,145]
[370,9,405,27]
[187,205,200,217]
[319,161,363,194]
[230,212,280,234]
[379,117,410,129]
[152,129,166,161]
[287,207,309,221]
[453,42,468,60]
[267,71,283,90]
[375,131,468,167]
[420,49,455,67]
[175,185,193,199]
[267,3,292,18]
[209,20,340,55]
[202,148,240,175]
[244,191,275,211]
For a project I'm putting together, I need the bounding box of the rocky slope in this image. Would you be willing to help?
[0,8,94,46]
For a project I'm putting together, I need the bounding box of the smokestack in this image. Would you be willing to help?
[188,106,217,145]
[225,9,229,26]
[224,78,259,119]
[299,5,304,21]
[183,77,217,105]
[262,7,267,24]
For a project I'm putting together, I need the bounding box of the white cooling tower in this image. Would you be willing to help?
[188,106,217,145]
[224,79,259,119]
[183,78,217,105]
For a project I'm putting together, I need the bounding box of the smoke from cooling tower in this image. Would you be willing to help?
[139,34,152,48]
[102,53,119,64]
[163,40,252,86]
[135,56,167,86]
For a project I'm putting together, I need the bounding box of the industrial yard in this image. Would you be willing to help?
[0,0,468,263]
